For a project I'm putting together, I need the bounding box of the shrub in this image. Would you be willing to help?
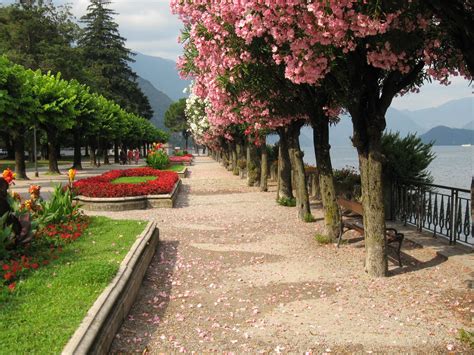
[37,185,80,227]
[304,213,316,223]
[175,151,185,156]
[458,329,474,349]
[333,166,361,200]
[315,234,332,244]
[146,149,170,170]
[237,159,247,170]
[277,197,296,207]
[381,132,435,184]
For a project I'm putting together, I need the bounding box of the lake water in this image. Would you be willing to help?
[301,145,473,190]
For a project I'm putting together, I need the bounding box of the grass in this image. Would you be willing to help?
[0,216,146,354]
[458,328,474,349]
[304,213,316,223]
[0,158,74,171]
[112,176,157,184]
[277,197,296,207]
[164,164,185,172]
[315,234,333,244]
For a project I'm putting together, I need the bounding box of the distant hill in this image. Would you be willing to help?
[462,121,473,130]
[131,53,190,101]
[401,97,473,130]
[136,77,173,130]
[420,126,474,145]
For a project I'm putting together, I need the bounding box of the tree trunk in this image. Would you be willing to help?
[85,145,89,157]
[231,144,239,175]
[288,124,311,221]
[13,134,28,180]
[114,141,120,164]
[358,142,387,277]
[47,131,60,174]
[73,129,83,170]
[311,172,321,199]
[3,133,14,160]
[350,100,388,277]
[313,117,340,240]
[246,144,260,187]
[277,131,293,200]
[89,142,96,166]
[260,138,268,192]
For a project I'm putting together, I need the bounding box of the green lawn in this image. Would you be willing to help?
[0,158,74,171]
[112,175,157,184]
[0,216,146,354]
[165,164,185,172]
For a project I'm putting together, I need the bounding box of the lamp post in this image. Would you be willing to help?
[33,125,38,177]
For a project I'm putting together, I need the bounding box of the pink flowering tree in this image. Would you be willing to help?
[174,12,324,221]
[227,0,469,276]
[173,0,470,277]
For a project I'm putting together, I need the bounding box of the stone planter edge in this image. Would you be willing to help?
[75,179,181,210]
[62,221,160,355]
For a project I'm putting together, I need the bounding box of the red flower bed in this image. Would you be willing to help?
[169,156,192,163]
[73,167,179,198]
[1,217,89,292]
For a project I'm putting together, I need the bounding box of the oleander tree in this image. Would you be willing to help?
[172,2,341,227]
[172,0,470,277]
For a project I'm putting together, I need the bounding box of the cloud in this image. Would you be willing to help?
[392,76,472,110]
[1,0,184,60]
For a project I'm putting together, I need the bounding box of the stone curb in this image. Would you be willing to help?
[62,221,160,355]
[176,167,189,178]
[76,179,181,211]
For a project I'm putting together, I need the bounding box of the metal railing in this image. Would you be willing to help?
[391,180,472,246]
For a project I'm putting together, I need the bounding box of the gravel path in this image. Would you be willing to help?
[88,156,472,353]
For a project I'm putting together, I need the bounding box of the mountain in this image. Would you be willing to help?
[131,53,191,101]
[401,97,473,130]
[136,77,173,130]
[462,121,473,130]
[420,126,474,145]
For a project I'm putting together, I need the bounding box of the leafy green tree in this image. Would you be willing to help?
[0,1,83,81]
[30,71,79,174]
[78,0,153,119]
[164,98,190,149]
[0,57,38,179]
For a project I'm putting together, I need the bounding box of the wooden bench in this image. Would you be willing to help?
[337,197,404,267]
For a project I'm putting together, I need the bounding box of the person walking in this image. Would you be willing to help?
[119,149,126,165]
[127,149,133,165]
[134,148,140,165]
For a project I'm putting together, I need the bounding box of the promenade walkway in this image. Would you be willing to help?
[85,157,472,352]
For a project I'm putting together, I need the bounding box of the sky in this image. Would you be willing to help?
[1,0,472,110]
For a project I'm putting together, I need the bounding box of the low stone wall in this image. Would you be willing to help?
[76,180,181,211]
[62,221,159,355]
[176,167,188,178]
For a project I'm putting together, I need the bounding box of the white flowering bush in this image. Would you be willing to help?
[185,85,210,145]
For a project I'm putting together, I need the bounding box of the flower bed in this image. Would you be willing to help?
[0,216,146,354]
[73,167,179,198]
[1,217,89,293]
[169,155,193,165]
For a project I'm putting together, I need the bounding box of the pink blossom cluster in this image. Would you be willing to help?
[171,0,470,148]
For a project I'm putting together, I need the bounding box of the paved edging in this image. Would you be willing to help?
[62,221,160,355]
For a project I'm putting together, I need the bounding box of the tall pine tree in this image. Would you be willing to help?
[78,0,152,119]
